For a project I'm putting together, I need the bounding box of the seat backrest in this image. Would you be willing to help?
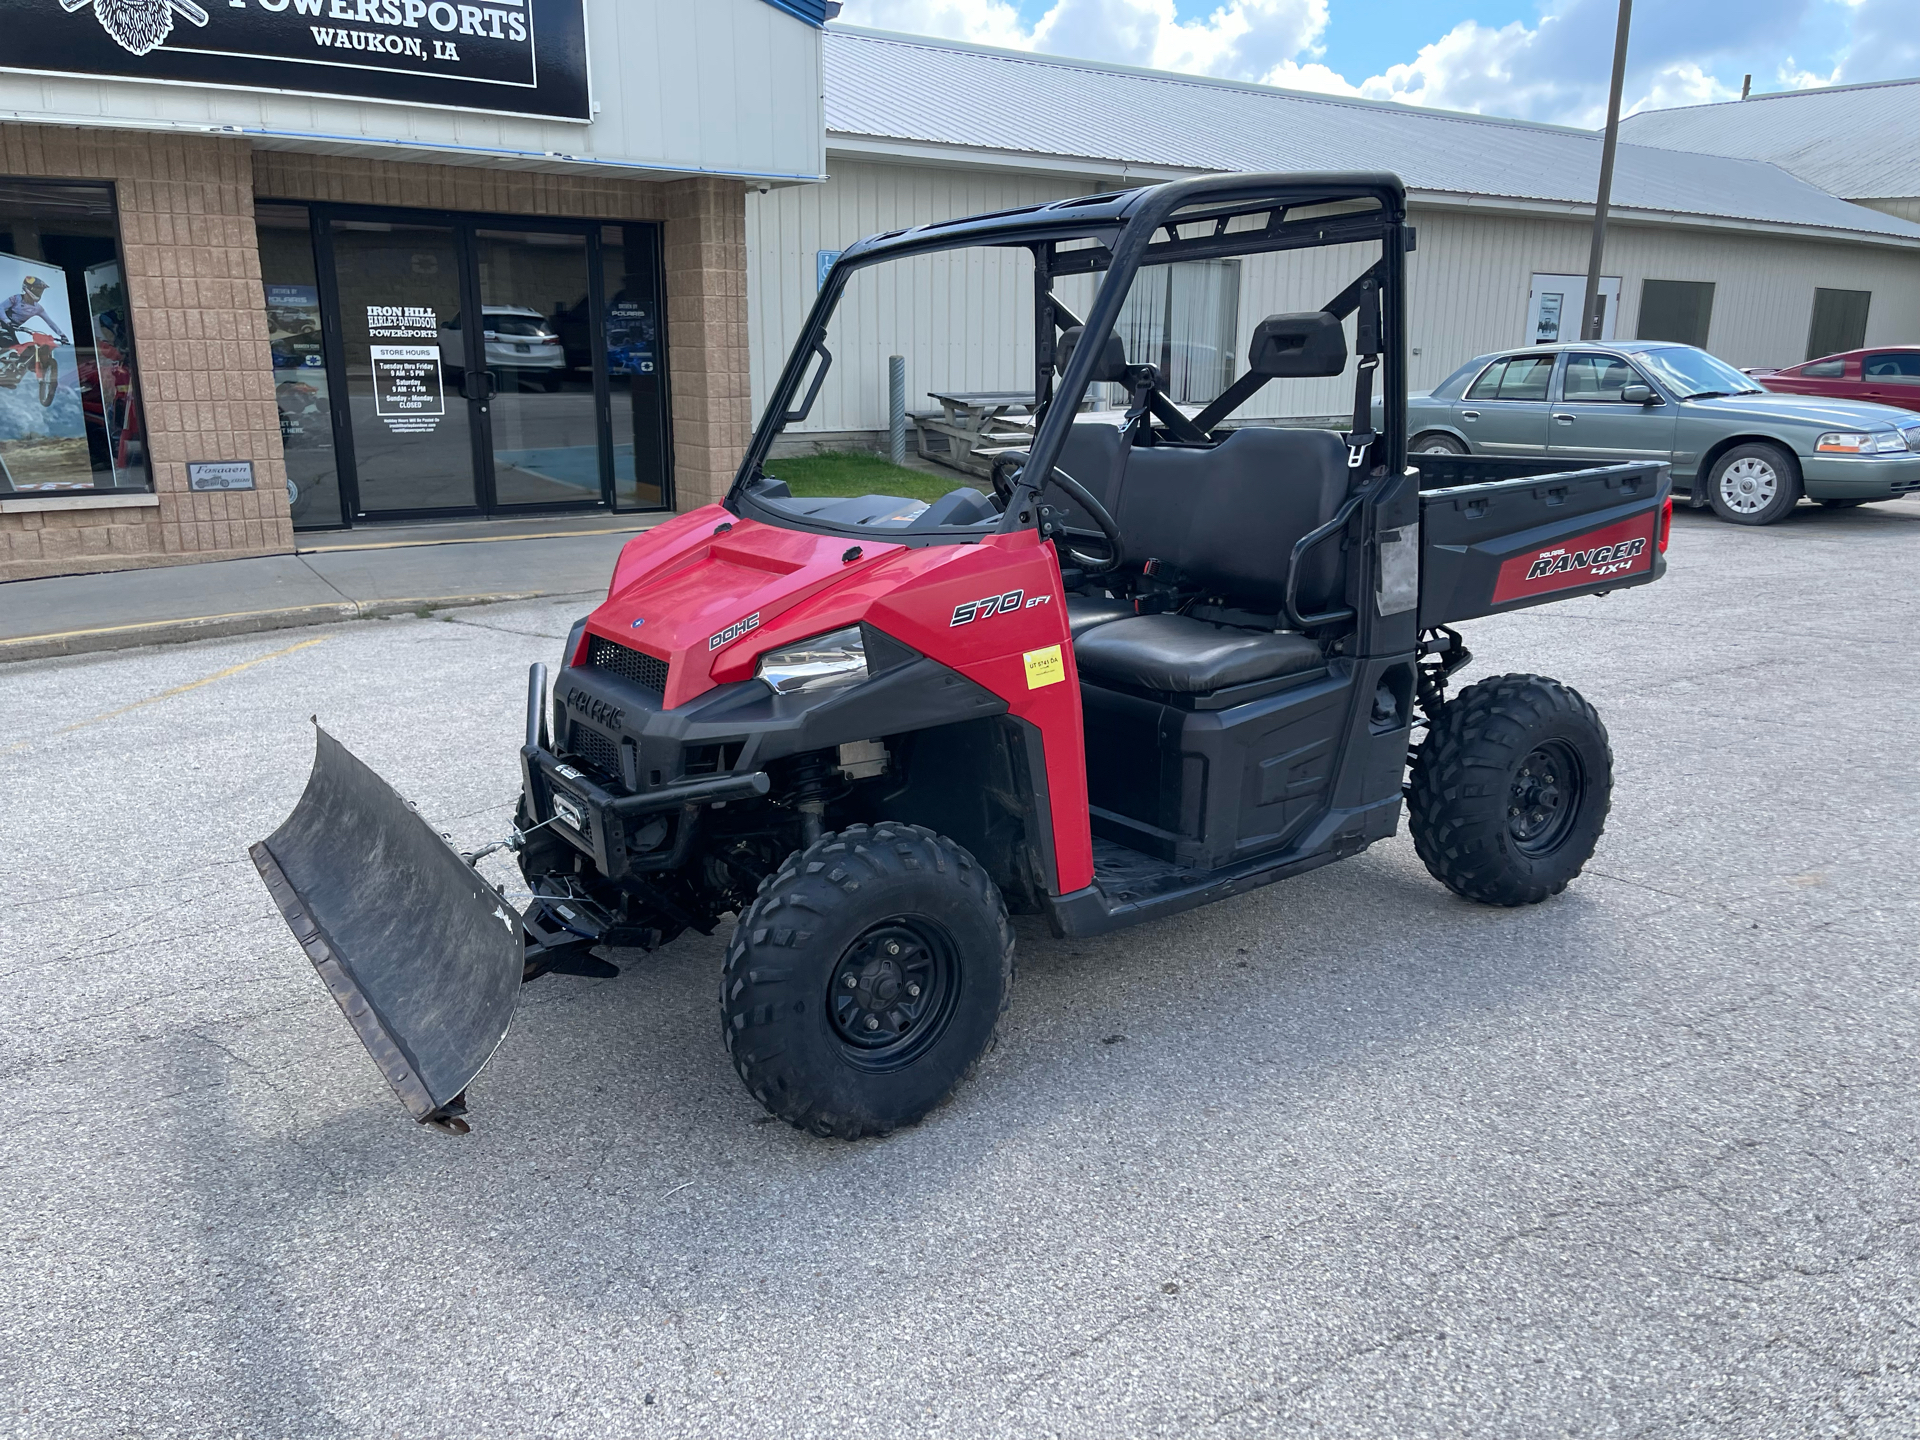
[1118,429,1351,614]
[1049,422,1350,615]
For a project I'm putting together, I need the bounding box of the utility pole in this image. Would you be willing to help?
[1582,0,1632,341]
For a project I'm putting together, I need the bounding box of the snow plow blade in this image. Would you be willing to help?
[249,727,523,1132]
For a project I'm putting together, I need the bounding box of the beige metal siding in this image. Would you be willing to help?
[1853,197,1920,225]
[746,157,1920,437]
[746,160,1094,434]
[1407,208,1920,382]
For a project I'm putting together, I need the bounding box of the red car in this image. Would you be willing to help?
[1756,346,1920,412]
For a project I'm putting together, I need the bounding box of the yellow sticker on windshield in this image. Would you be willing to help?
[1023,644,1065,689]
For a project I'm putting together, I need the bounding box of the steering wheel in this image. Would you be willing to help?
[1031,465,1123,575]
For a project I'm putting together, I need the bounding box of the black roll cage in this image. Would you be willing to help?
[728,171,1411,545]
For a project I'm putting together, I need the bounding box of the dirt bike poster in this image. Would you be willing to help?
[0,250,84,491]
[85,260,136,487]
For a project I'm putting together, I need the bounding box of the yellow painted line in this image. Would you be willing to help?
[6,637,329,754]
[297,523,656,553]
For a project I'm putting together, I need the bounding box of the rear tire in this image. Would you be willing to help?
[1412,431,1467,455]
[721,823,1013,1139]
[1408,674,1613,907]
[1706,441,1800,525]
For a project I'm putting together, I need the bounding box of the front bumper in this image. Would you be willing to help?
[525,742,769,880]
[520,632,1010,879]
[1800,453,1920,501]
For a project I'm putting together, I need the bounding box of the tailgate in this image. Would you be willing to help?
[1418,461,1670,629]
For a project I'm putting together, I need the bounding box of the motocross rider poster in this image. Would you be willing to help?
[0,251,85,492]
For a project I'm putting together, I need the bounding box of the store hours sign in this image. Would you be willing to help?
[3,0,589,120]
[367,306,446,434]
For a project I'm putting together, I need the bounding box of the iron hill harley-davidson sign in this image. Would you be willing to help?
[1,0,589,120]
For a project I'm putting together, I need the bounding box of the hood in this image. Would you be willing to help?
[1683,391,1920,430]
[583,506,908,708]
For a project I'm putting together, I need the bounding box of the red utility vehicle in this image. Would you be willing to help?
[1756,347,1920,413]
[253,173,1671,1140]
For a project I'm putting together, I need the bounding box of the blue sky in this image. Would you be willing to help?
[839,1,1919,126]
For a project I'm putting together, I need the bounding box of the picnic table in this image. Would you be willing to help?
[914,390,1048,478]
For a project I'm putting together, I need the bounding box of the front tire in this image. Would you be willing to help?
[722,823,1013,1138]
[1707,442,1800,525]
[1408,674,1613,906]
[1412,431,1467,455]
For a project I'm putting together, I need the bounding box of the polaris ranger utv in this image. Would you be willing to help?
[253,173,1670,1139]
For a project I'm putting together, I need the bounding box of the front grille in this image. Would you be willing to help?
[566,722,621,780]
[1893,477,1920,494]
[589,635,670,694]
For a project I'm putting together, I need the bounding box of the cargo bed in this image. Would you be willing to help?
[1409,456,1671,630]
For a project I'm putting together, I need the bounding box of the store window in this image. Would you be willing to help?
[1806,287,1870,362]
[1112,259,1242,404]
[1637,279,1716,350]
[256,203,342,529]
[601,224,671,509]
[0,181,146,495]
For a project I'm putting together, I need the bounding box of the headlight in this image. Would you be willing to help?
[1816,430,1907,454]
[755,626,868,695]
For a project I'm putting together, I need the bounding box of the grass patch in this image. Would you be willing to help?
[765,450,981,502]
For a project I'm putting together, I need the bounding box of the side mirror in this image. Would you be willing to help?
[1247,312,1348,378]
[1620,383,1656,405]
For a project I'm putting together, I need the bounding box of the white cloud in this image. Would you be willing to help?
[840,0,1885,128]
[1830,0,1920,84]
[838,0,1331,81]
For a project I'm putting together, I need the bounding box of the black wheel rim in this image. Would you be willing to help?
[1507,740,1584,857]
[827,916,961,1072]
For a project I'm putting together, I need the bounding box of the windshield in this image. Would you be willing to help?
[733,180,1402,547]
[1629,346,1765,399]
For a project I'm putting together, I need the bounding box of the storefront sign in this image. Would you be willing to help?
[188,460,256,491]
[0,0,590,121]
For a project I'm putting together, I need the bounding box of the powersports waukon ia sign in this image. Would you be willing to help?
[1,0,589,120]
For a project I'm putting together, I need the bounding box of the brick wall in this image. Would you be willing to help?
[0,127,291,583]
[663,177,752,510]
[0,141,753,583]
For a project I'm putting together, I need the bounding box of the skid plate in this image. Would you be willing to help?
[251,727,524,1126]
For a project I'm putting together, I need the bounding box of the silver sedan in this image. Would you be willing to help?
[1404,341,1920,524]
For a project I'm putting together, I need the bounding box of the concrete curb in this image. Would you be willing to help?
[0,592,554,664]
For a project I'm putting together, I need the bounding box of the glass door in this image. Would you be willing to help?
[292,205,674,523]
[471,226,604,509]
[328,216,480,517]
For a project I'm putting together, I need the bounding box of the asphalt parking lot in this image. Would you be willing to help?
[3,498,1917,1438]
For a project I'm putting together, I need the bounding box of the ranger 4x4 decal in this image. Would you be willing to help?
[1492,516,1655,604]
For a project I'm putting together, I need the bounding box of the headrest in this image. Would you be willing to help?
[1056,326,1130,384]
[1248,312,1348,378]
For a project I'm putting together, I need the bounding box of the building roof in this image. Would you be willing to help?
[824,28,1920,246]
[1617,77,1920,202]
[759,0,837,27]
